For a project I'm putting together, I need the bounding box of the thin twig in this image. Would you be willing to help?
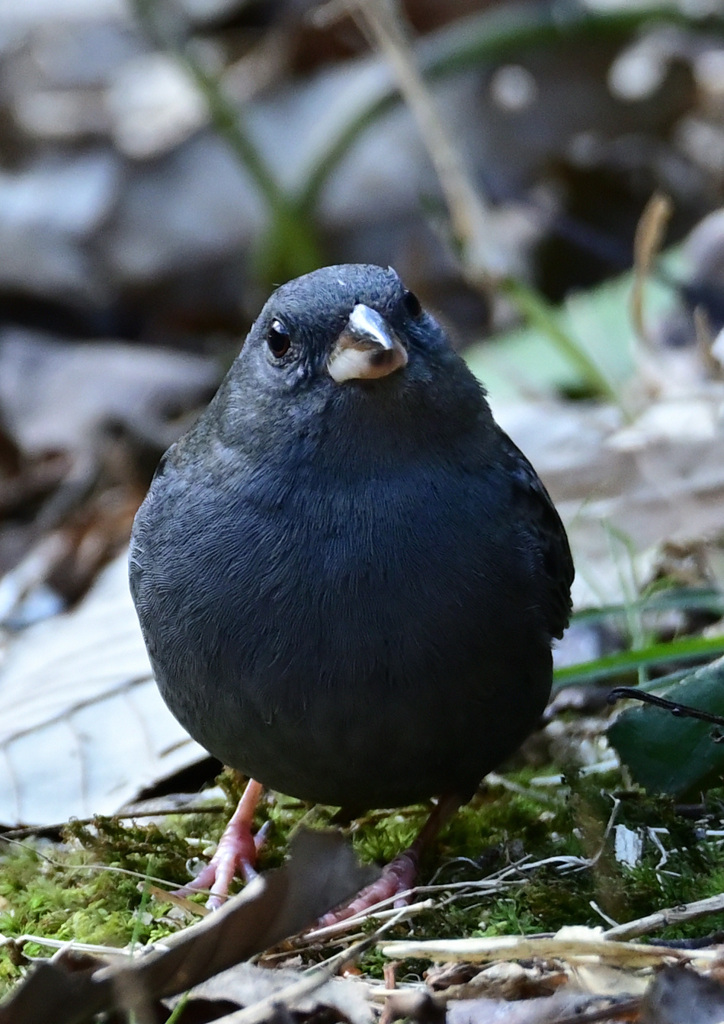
[0,834,187,891]
[302,898,434,944]
[609,687,724,727]
[345,0,621,405]
[0,933,135,959]
[604,892,724,942]
[631,191,672,346]
[215,907,412,1024]
[346,0,497,282]
[0,804,225,841]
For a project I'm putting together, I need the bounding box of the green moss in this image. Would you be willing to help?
[3,765,724,995]
[0,814,201,994]
[350,770,724,977]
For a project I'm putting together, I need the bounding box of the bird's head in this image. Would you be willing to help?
[247,264,441,387]
[209,264,486,460]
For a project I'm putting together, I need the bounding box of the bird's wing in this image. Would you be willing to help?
[500,430,574,640]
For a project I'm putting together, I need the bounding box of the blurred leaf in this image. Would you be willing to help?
[643,965,724,1024]
[467,253,683,401]
[608,657,724,796]
[498,278,622,403]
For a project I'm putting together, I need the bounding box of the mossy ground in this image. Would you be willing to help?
[2,766,724,995]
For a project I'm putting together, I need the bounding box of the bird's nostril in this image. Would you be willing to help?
[370,348,396,367]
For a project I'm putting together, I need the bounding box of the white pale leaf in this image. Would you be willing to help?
[0,551,205,825]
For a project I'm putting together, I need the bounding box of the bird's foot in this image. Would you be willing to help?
[175,778,265,910]
[314,792,463,929]
[315,841,421,928]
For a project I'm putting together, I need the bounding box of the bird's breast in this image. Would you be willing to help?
[133,452,553,807]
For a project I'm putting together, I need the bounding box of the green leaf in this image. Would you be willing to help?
[466,253,683,402]
[608,657,724,796]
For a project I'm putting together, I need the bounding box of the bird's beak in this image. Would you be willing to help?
[327,304,408,383]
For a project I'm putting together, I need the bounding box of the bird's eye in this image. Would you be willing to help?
[402,290,422,319]
[267,318,291,358]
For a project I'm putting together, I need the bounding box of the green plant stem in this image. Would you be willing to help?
[164,993,190,1023]
[130,0,283,214]
[131,0,322,282]
[180,56,286,216]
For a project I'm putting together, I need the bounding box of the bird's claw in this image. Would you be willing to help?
[174,781,268,909]
[315,844,420,928]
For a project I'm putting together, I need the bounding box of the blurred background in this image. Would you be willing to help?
[2,0,724,823]
[1,0,724,601]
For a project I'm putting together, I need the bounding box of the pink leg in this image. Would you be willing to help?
[316,793,461,928]
[176,778,265,909]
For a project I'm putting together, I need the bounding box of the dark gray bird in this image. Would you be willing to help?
[129,264,573,912]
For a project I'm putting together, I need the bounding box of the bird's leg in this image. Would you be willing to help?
[176,777,266,910]
[315,792,461,928]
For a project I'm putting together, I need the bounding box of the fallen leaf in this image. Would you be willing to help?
[608,657,724,797]
[0,551,204,825]
[0,329,219,459]
[642,963,724,1024]
[169,960,372,1024]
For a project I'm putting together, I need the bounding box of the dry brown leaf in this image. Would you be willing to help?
[167,960,372,1024]
[0,330,219,459]
[388,987,625,1024]
[495,392,724,607]
[642,964,724,1024]
[426,960,566,1001]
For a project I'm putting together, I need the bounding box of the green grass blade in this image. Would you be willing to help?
[554,634,724,689]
